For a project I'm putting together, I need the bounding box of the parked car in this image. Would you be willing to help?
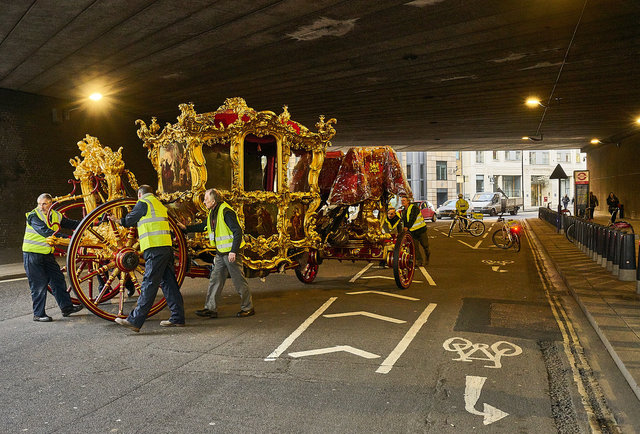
[436,199,457,219]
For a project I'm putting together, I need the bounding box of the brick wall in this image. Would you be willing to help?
[0,88,156,249]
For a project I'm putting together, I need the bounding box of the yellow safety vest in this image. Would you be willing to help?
[456,199,469,214]
[405,204,426,232]
[137,194,172,252]
[23,208,60,254]
[206,202,245,253]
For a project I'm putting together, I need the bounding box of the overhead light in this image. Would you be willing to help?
[590,138,601,144]
[636,117,640,124]
[522,134,543,142]
[525,98,546,108]
[89,93,103,101]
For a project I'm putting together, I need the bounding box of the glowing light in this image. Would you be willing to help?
[525,98,541,108]
[636,117,640,124]
[521,136,529,140]
[89,93,103,101]
[590,138,601,144]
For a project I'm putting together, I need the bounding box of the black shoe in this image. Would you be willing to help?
[62,305,83,317]
[33,315,52,322]
[195,309,218,318]
[236,308,255,318]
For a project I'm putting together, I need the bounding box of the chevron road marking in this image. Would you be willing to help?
[289,345,380,359]
[265,297,337,361]
[323,311,406,324]
[419,266,436,285]
[360,275,424,283]
[346,290,419,301]
[349,263,373,282]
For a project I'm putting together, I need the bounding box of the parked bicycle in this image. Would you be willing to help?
[565,210,633,244]
[447,212,485,237]
[492,216,522,252]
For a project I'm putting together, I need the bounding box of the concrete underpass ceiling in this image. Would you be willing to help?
[1,0,639,151]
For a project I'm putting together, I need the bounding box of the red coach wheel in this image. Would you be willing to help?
[66,198,188,321]
[392,230,415,289]
[295,249,319,284]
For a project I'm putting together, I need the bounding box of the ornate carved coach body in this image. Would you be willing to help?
[45,98,417,322]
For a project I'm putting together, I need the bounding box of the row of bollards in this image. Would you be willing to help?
[538,208,639,292]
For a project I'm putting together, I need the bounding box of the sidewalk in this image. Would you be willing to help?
[0,248,25,280]
[527,217,640,400]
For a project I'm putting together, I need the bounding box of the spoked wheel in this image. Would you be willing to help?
[492,228,512,249]
[565,223,576,243]
[48,201,88,305]
[512,233,521,252]
[468,220,485,237]
[66,198,188,321]
[447,219,456,237]
[392,230,415,289]
[295,249,319,284]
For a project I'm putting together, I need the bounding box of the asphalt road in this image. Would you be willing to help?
[1,216,639,433]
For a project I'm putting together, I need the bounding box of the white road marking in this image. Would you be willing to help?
[264,297,337,361]
[323,311,406,324]
[349,263,373,282]
[419,267,436,285]
[0,277,28,283]
[464,375,509,425]
[360,275,423,283]
[458,239,483,249]
[289,345,380,359]
[346,290,419,301]
[376,303,437,374]
[491,266,508,273]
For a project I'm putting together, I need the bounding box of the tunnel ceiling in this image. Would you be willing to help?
[1,0,639,151]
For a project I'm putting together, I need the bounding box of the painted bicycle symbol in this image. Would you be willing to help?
[443,337,522,369]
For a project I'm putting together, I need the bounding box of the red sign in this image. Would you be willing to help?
[574,170,589,185]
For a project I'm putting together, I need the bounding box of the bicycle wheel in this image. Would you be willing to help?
[492,228,511,249]
[565,223,576,243]
[448,219,455,237]
[467,220,485,237]
[512,233,521,252]
[609,221,634,234]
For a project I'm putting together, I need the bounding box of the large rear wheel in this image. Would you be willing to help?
[392,230,415,289]
[565,223,576,243]
[66,198,187,321]
[492,228,512,249]
[512,233,521,252]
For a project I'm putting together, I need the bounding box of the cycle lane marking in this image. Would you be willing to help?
[419,266,436,285]
[349,263,373,282]
[323,311,406,323]
[346,290,419,300]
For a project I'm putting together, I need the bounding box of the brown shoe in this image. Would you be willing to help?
[115,317,140,332]
[160,320,185,327]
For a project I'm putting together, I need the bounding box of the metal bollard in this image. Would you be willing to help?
[619,233,636,281]
[613,231,621,276]
[601,228,610,268]
[595,226,604,263]
[607,230,616,272]
[637,240,640,293]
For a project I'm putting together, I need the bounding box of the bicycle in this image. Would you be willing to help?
[447,213,485,237]
[492,217,522,252]
[606,207,634,234]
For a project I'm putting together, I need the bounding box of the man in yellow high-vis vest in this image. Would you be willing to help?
[399,194,430,267]
[179,188,254,318]
[23,193,83,322]
[109,185,185,332]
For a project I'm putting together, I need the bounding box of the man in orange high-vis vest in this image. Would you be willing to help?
[109,185,185,332]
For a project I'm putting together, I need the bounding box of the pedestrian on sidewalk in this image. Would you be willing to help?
[108,185,185,332]
[588,191,599,220]
[606,192,620,222]
[23,193,83,322]
[178,188,254,318]
[562,194,570,210]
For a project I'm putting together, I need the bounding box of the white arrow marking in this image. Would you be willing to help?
[265,297,337,361]
[464,376,509,425]
[346,290,419,301]
[458,239,483,249]
[349,263,373,282]
[360,275,424,283]
[323,311,406,324]
[419,267,436,285]
[289,345,380,359]
[491,266,508,273]
[377,303,437,374]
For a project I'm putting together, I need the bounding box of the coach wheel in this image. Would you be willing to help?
[66,198,187,321]
[295,249,319,284]
[392,230,415,289]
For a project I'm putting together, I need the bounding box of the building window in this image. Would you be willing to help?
[503,175,521,197]
[436,161,447,180]
[475,151,484,164]
[419,163,425,198]
[406,165,412,179]
[476,174,484,192]
[505,151,521,161]
[529,151,549,165]
[493,151,500,161]
[557,151,570,162]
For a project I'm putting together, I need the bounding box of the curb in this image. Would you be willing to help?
[526,219,640,402]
